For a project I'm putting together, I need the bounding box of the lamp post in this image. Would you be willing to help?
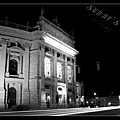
[94,92,97,107]
[118,95,120,106]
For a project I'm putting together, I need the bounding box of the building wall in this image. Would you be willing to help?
[76,81,84,107]
[0,18,78,110]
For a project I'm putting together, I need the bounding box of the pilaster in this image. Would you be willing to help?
[6,51,10,77]
[64,55,68,107]
[0,38,7,109]
[22,42,31,105]
[19,53,23,78]
[53,50,57,108]
[39,38,46,109]
[73,58,77,107]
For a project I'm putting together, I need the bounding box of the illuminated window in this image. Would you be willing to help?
[44,57,51,77]
[67,65,72,83]
[57,61,62,80]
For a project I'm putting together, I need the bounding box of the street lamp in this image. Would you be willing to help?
[93,92,97,107]
[118,95,120,105]
[94,92,96,96]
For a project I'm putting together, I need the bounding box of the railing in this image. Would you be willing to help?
[41,16,74,40]
[0,19,31,31]
[0,17,75,47]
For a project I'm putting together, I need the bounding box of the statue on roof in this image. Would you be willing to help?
[53,15,60,27]
[41,6,45,16]
[71,30,74,37]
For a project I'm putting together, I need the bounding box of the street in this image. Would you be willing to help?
[0,106,120,116]
[77,109,120,116]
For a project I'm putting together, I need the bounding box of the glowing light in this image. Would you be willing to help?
[43,33,78,57]
[57,61,62,79]
[118,95,120,99]
[94,92,97,96]
[67,65,72,83]
[44,57,51,77]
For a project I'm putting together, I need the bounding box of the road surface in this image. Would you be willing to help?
[0,106,120,116]
[75,109,120,116]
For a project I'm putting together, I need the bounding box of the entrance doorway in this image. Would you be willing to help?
[7,87,16,108]
[45,85,51,108]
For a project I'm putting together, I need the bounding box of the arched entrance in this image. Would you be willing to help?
[7,87,16,108]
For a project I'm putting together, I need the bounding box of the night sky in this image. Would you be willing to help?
[1,3,120,98]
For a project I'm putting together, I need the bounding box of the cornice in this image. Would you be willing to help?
[0,26,32,41]
[41,22,75,48]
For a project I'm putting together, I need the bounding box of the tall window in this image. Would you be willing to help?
[9,59,18,75]
[57,61,62,80]
[44,57,51,77]
[67,65,72,83]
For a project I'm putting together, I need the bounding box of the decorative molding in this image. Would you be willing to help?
[10,54,20,62]
[5,77,24,84]
[41,23,75,48]
[31,31,43,40]
[0,37,9,45]
[0,26,31,41]
[23,42,31,49]
[10,46,22,51]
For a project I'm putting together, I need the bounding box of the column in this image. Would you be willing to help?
[22,42,30,105]
[17,83,22,105]
[20,84,22,104]
[6,51,10,77]
[51,50,54,108]
[64,55,68,107]
[0,39,7,109]
[39,39,46,109]
[73,58,77,107]
[53,50,57,108]
[5,83,8,109]
[19,53,23,78]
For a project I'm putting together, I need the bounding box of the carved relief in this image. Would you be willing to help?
[41,24,74,48]
[10,54,20,62]
[0,26,31,40]
[0,37,9,45]
[23,42,31,49]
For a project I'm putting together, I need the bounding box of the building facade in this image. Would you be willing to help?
[0,14,78,110]
[76,81,84,107]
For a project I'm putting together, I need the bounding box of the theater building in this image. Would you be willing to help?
[76,81,84,107]
[0,14,79,109]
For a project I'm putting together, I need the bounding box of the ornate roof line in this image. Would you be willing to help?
[34,6,74,40]
[37,15,74,41]
[0,17,32,31]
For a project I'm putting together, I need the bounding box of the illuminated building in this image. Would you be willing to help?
[76,81,84,107]
[0,12,78,110]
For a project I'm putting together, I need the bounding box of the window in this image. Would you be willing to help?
[57,61,62,80]
[44,57,51,77]
[9,59,18,75]
[67,65,72,83]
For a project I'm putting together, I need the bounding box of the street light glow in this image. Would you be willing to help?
[94,92,96,96]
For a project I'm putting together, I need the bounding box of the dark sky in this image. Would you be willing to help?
[1,3,120,98]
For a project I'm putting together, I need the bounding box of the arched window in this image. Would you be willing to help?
[9,59,18,75]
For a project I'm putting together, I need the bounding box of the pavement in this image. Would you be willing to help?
[0,106,120,116]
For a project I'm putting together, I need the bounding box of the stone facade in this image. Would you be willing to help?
[76,81,84,107]
[0,15,78,110]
